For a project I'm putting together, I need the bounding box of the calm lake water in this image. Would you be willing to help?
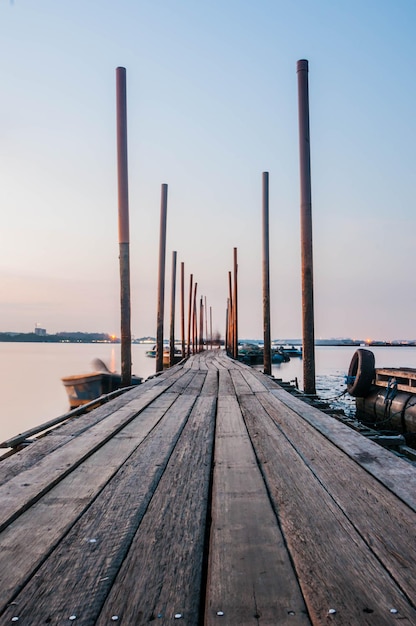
[1,342,416,444]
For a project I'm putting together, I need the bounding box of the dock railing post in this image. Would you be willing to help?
[116,66,131,387]
[262,172,272,375]
[169,251,177,367]
[297,59,316,395]
[156,184,168,373]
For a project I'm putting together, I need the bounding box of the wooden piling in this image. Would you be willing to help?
[116,66,131,386]
[228,271,233,357]
[205,296,208,350]
[187,274,193,357]
[199,296,204,352]
[180,262,186,358]
[225,301,229,353]
[169,251,177,367]
[209,305,212,349]
[233,248,238,359]
[262,172,272,375]
[297,59,316,395]
[156,184,168,373]
[192,282,198,354]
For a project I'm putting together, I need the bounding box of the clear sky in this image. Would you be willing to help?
[1,0,415,341]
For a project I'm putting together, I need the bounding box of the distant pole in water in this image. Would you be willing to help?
[180,262,186,358]
[187,274,193,357]
[156,183,168,373]
[262,172,272,375]
[116,66,131,387]
[169,251,177,367]
[233,247,238,359]
[297,59,316,395]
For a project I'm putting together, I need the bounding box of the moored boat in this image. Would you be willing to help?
[62,359,143,409]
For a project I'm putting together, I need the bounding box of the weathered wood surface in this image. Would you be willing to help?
[1,350,416,625]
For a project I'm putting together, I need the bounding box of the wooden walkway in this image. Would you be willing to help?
[1,350,416,625]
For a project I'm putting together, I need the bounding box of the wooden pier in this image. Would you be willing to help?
[1,350,416,625]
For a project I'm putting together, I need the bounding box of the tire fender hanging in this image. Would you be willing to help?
[347,349,375,398]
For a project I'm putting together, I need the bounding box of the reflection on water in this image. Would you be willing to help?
[1,343,416,445]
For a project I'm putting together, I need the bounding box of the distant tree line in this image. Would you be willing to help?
[0,332,118,343]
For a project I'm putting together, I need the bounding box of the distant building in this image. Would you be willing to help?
[34,326,47,336]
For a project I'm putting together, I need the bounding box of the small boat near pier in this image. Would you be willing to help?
[62,359,143,409]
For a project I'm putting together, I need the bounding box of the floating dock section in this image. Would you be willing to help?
[1,351,416,624]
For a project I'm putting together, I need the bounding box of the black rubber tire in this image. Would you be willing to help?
[347,349,375,397]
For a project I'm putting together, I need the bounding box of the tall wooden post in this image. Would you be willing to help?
[225,302,229,353]
[180,262,186,358]
[116,66,131,387]
[169,251,177,367]
[187,274,193,357]
[233,247,238,359]
[228,271,233,357]
[297,59,316,395]
[192,282,198,354]
[156,183,168,373]
[199,296,204,352]
[262,172,272,375]
[204,296,208,350]
[209,305,212,349]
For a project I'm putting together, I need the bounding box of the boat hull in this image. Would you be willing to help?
[62,372,143,409]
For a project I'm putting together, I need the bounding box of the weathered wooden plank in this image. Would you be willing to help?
[239,367,271,393]
[270,387,416,512]
[0,384,185,532]
[95,395,217,625]
[229,368,253,395]
[1,393,199,624]
[167,368,200,393]
[200,369,219,396]
[240,394,416,625]
[256,391,416,604]
[205,395,310,625]
[0,392,180,609]
[218,369,235,396]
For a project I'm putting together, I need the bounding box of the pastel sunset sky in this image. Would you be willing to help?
[1,0,415,341]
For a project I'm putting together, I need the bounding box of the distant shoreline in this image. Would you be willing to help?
[0,332,415,347]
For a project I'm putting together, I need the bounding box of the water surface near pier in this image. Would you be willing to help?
[1,343,416,444]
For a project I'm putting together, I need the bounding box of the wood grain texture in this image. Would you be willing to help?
[0,392,180,609]
[0,384,184,533]
[270,387,416,511]
[205,395,310,625]
[240,394,416,625]
[256,391,416,603]
[96,396,217,625]
[2,351,416,626]
[1,393,198,624]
